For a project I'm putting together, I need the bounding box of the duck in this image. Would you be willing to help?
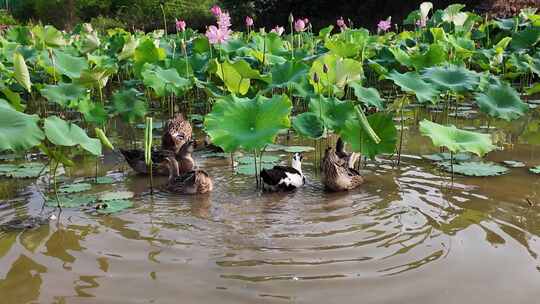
[161,113,193,153]
[120,139,195,176]
[202,135,224,153]
[335,137,361,171]
[164,156,213,194]
[260,152,305,191]
[322,146,364,192]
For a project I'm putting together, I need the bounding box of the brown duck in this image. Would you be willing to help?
[162,113,193,153]
[164,157,213,194]
[322,145,364,192]
[121,139,195,176]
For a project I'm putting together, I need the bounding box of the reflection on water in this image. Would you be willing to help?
[1,112,540,303]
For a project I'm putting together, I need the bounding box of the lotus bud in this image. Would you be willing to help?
[289,13,294,24]
[313,72,319,84]
[323,64,329,74]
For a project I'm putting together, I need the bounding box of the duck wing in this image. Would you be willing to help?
[261,166,300,186]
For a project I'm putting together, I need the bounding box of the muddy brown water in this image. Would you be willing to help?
[1,110,540,304]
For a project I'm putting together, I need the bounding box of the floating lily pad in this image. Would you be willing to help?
[283,146,315,153]
[199,152,229,158]
[237,155,280,165]
[58,183,92,194]
[46,194,97,208]
[441,161,509,177]
[529,166,540,174]
[93,176,116,184]
[0,154,18,161]
[93,200,134,214]
[0,163,47,179]
[99,191,134,201]
[235,163,276,175]
[422,152,472,162]
[502,160,526,168]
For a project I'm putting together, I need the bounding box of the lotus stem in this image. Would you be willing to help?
[355,106,380,144]
[145,117,153,194]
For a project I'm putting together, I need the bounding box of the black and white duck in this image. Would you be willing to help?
[260,152,305,191]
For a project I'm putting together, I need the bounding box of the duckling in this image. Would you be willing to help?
[202,135,224,152]
[260,153,305,191]
[164,156,213,194]
[120,139,195,176]
[322,147,364,192]
[161,113,193,153]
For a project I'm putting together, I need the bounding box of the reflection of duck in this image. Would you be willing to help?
[164,156,213,194]
[120,139,195,176]
[161,113,193,153]
[261,153,305,191]
[322,146,364,192]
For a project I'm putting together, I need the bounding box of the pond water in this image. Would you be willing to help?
[1,109,540,304]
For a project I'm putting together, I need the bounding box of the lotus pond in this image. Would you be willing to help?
[2,2,540,303]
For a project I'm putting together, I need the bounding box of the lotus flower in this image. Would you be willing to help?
[303,18,309,25]
[377,17,392,33]
[294,19,306,32]
[271,26,285,36]
[245,16,254,27]
[217,12,231,29]
[337,17,347,30]
[206,25,231,45]
[176,19,186,32]
[210,5,222,17]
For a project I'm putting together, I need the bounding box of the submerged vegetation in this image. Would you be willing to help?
[0,2,539,211]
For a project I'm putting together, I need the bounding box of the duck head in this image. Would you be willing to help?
[292,152,304,172]
[178,139,195,157]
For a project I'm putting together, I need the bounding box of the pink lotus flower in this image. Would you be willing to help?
[377,17,392,33]
[210,5,222,17]
[271,26,285,36]
[416,18,427,28]
[245,16,254,27]
[337,17,347,29]
[176,19,186,32]
[206,25,231,45]
[217,12,231,29]
[303,18,309,25]
[294,19,306,32]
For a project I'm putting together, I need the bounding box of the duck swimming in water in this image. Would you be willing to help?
[322,145,364,192]
[164,157,213,194]
[120,139,196,176]
[260,153,305,191]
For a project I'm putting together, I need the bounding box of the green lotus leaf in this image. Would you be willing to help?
[204,94,292,152]
[134,38,166,76]
[142,64,191,97]
[80,31,101,54]
[529,166,540,174]
[308,96,356,132]
[212,60,265,95]
[292,112,325,139]
[237,155,280,165]
[118,35,139,61]
[422,65,479,93]
[387,71,439,103]
[0,104,45,152]
[235,163,275,175]
[13,52,31,93]
[393,44,446,71]
[511,26,540,50]
[349,82,385,110]
[94,200,134,214]
[441,161,509,177]
[111,89,147,124]
[74,66,117,90]
[419,120,495,156]
[475,83,528,121]
[99,191,134,202]
[32,25,66,48]
[339,112,398,159]
[58,183,92,194]
[46,194,97,208]
[264,144,315,153]
[78,98,108,125]
[325,39,362,58]
[309,54,363,94]
[44,116,102,156]
[93,176,116,184]
[422,152,472,162]
[53,50,89,79]
[268,61,309,89]
[0,87,25,112]
[40,83,87,108]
